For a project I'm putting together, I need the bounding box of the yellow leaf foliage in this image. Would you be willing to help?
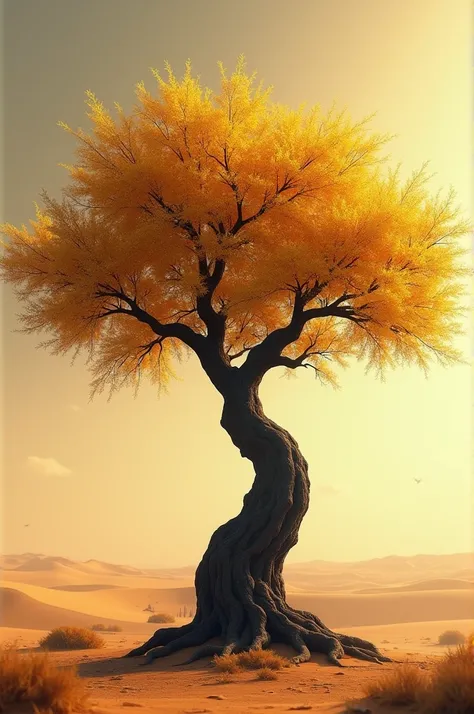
[1,58,470,394]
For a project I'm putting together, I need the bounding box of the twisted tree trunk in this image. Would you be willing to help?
[125,381,389,666]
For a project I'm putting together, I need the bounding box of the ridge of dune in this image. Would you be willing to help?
[49,584,124,592]
[453,568,474,579]
[355,578,474,594]
[80,560,145,576]
[1,568,194,590]
[285,552,474,574]
[2,553,473,599]
[3,551,473,579]
[288,589,474,628]
[4,555,149,577]
[9,556,79,572]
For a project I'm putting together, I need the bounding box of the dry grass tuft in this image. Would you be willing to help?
[365,662,428,705]
[235,649,287,670]
[90,623,122,632]
[214,648,287,674]
[364,633,474,713]
[0,641,89,713]
[213,653,241,673]
[215,672,236,684]
[147,613,175,624]
[423,640,474,714]
[39,626,105,651]
[255,667,279,681]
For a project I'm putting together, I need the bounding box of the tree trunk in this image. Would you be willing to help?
[125,380,390,666]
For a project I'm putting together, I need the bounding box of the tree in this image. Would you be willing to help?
[1,58,469,667]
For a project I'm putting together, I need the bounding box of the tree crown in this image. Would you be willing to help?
[1,57,470,397]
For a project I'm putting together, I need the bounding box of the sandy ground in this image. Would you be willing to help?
[0,630,459,714]
[1,552,473,713]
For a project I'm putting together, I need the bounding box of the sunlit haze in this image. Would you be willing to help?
[2,0,472,569]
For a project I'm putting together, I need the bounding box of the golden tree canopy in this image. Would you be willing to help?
[1,58,470,396]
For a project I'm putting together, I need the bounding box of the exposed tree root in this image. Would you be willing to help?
[124,599,391,667]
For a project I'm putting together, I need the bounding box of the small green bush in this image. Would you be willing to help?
[147,613,175,624]
[39,626,105,651]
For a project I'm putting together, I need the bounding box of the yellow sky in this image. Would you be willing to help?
[2,0,472,568]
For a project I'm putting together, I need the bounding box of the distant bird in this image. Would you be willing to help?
[414,478,422,484]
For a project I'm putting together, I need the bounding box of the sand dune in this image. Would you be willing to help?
[1,554,195,589]
[3,552,473,592]
[1,565,194,590]
[1,568,193,590]
[49,584,124,592]
[285,552,474,577]
[356,578,474,594]
[2,552,473,636]
[1,553,46,569]
[2,554,170,578]
[0,581,195,623]
[289,589,474,628]
[74,559,145,576]
[11,556,79,572]
[2,580,473,631]
[1,587,156,632]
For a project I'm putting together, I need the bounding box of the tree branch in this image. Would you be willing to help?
[145,186,229,353]
[196,257,227,344]
[94,281,234,394]
[148,190,200,239]
[240,288,372,384]
[94,283,205,352]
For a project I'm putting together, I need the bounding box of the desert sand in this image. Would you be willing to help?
[1,552,473,713]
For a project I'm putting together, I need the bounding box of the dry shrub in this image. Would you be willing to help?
[147,613,175,624]
[364,633,474,713]
[0,641,89,713]
[39,626,105,650]
[256,667,278,681]
[365,662,428,706]
[237,649,286,670]
[91,623,122,632]
[214,648,287,673]
[215,672,235,684]
[422,639,474,714]
[438,629,466,646]
[213,653,241,673]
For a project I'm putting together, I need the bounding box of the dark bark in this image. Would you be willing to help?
[125,378,390,667]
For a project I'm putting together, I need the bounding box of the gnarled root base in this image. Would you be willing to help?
[124,602,391,667]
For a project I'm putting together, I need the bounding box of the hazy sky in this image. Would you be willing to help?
[1,0,472,569]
